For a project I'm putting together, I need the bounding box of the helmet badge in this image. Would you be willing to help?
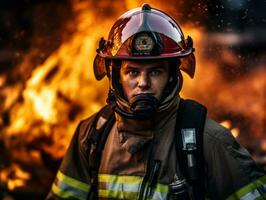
[133,33,155,55]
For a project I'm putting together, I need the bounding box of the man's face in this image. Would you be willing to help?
[119,60,171,103]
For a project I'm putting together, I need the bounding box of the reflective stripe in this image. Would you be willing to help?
[98,174,169,199]
[240,187,265,200]
[152,190,168,199]
[52,171,90,200]
[99,189,139,199]
[227,175,266,200]
[57,171,90,192]
[99,174,143,184]
[99,174,141,199]
[108,182,140,192]
[143,182,169,200]
[152,184,169,199]
[52,183,87,200]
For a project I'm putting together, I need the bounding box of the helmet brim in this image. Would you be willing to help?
[93,51,195,80]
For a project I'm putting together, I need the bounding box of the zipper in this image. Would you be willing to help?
[139,146,153,200]
[144,160,161,199]
[139,140,161,200]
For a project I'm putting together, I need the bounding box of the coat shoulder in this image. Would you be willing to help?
[203,117,235,146]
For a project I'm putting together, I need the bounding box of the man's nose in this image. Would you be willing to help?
[138,73,150,89]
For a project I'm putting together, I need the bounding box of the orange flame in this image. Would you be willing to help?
[0,164,31,191]
[220,120,240,138]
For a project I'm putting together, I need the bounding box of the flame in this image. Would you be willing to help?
[220,120,240,138]
[4,4,111,158]
[0,164,31,191]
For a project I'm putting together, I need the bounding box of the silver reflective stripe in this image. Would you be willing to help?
[240,184,266,200]
[152,190,168,200]
[107,182,140,193]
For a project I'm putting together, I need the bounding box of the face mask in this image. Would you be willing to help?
[130,94,158,119]
[109,91,159,120]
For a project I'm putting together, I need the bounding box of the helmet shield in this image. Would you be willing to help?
[108,9,185,56]
[100,7,193,59]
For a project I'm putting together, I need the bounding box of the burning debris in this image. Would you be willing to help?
[0,0,265,199]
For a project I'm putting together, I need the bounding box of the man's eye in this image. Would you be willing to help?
[150,70,161,76]
[128,70,138,76]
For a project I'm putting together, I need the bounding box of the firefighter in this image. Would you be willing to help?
[46,4,266,200]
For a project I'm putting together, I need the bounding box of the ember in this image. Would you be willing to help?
[0,0,265,199]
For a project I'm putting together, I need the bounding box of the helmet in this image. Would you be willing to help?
[93,3,196,80]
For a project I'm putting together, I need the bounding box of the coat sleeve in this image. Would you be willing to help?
[46,115,96,200]
[203,118,266,200]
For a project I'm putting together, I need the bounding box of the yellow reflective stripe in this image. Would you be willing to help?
[99,174,143,184]
[227,175,266,200]
[154,183,168,193]
[143,183,169,200]
[98,174,169,199]
[52,183,86,200]
[57,171,90,192]
[99,189,139,199]
[99,174,141,199]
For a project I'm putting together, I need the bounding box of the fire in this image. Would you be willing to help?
[0,0,265,195]
[25,88,57,123]
[220,120,240,138]
[0,164,30,191]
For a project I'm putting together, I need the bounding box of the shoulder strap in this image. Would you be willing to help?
[175,99,207,200]
[87,105,115,200]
